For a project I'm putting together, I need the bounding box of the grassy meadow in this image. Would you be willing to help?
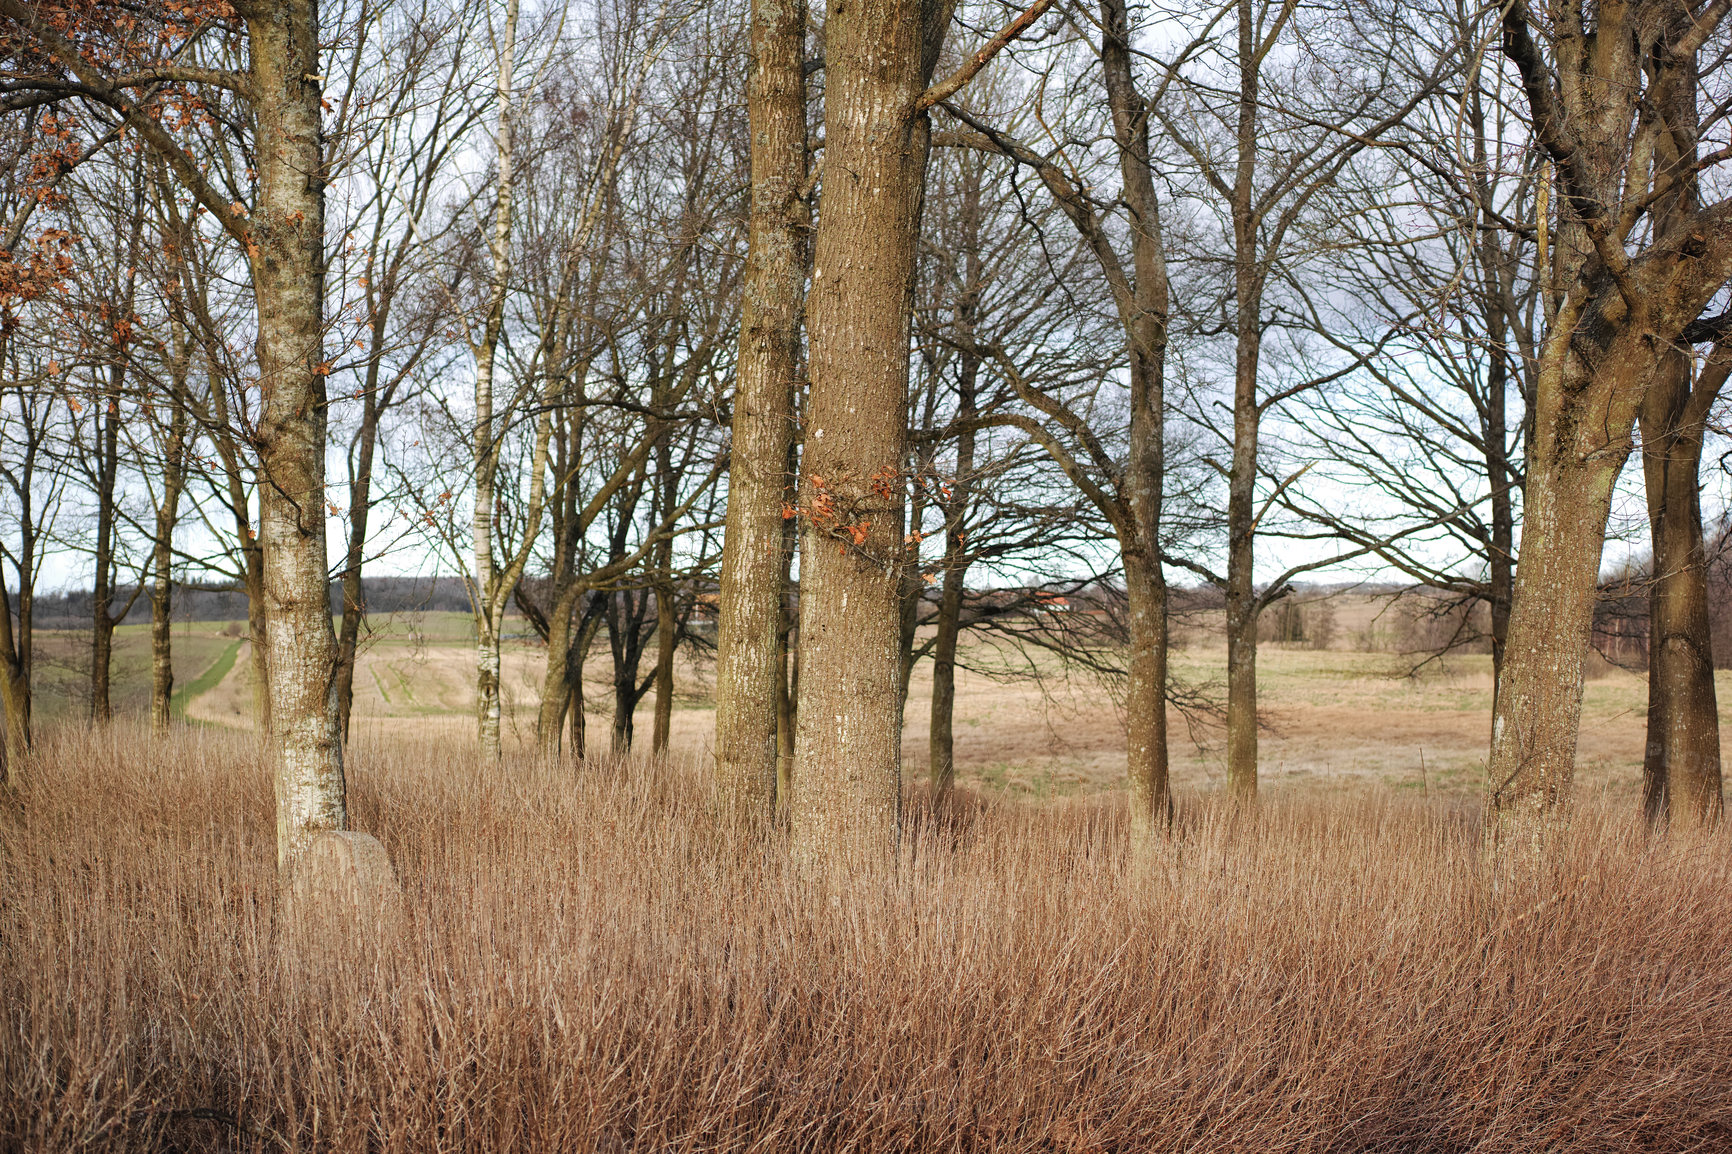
[6,603,1731,1151]
[27,598,1670,802]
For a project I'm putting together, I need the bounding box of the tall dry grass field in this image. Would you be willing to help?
[3,725,1731,1152]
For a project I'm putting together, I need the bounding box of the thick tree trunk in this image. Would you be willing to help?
[1100,0,1172,836]
[1489,451,1623,841]
[713,0,806,818]
[248,0,347,869]
[1486,314,1655,843]
[536,583,583,753]
[1488,0,1732,843]
[790,0,951,862]
[1124,549,1170,834]
[1640,348,1725,829]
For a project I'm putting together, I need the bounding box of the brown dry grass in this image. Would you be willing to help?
[5,724,1732,1152]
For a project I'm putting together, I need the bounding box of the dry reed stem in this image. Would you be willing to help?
[2,723,1729,1152]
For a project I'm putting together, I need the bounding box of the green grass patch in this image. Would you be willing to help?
[171,639,242,719]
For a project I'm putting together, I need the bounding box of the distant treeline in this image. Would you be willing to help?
[32,577,472,630]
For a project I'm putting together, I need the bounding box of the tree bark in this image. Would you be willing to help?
[713,0,806,819]
[150,337,190,734]
[1221,0,1265,807]
[1489,0,1732,837]
[1640,346,1726,829]
[335,332,387,742]
[928,503,969,797]
[471,0,519,761]
[1488,316,1651,842]
[651,583,677,754]
[0,572,28,782]
[1099,0,1172,835]
[249,0,348,869]
[536,582,583,752]
[927,226,980,799]
[790,0,952,862]
[90,362,123,723]
[776,519,798,807]
[568,606,601,759]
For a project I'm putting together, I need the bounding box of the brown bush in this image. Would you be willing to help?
[3,724,1731,1152]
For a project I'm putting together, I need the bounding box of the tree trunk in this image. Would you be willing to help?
[1640,347,1725,829]
[776,527,798,808]
[1486,312,1654,842]
[651,583,677,754]
[248,0,348,869]
[713,0,806,818]
[536,582,583,752]
[1489,452,1624,840]
[608,589,652,755]
[928,559,964,797]
[90,376,121,724]
[1487,0,1732,843]
[1099,0,1172,836]
[0,660,25,780]
[1124,548,1170,834]
[790,0,951,862]
[1221,0,1264,807]
[928,338,978,800]
[335,380,382,742]
[1223,435,1259,807]
[0,576,28,783]
[471,0,519,762]
[149,558,176,732]
[568,606,600,759]
[896,477,930,719]
[1480,228,1516,692]
[243,545,270,731]
[150,369,189,734]
[92,170,144,725]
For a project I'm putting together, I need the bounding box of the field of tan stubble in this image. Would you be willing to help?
[181,613,1659,803]
[4,721,1732,1152]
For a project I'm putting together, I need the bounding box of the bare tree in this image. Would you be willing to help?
[1,0,352,866]
[1280,15,1543,689]
[1151,0,1441,804]
[327,0,485,739]
[1488,0,1732,839]
[930,0,1182,835]
[714,0,807,819]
